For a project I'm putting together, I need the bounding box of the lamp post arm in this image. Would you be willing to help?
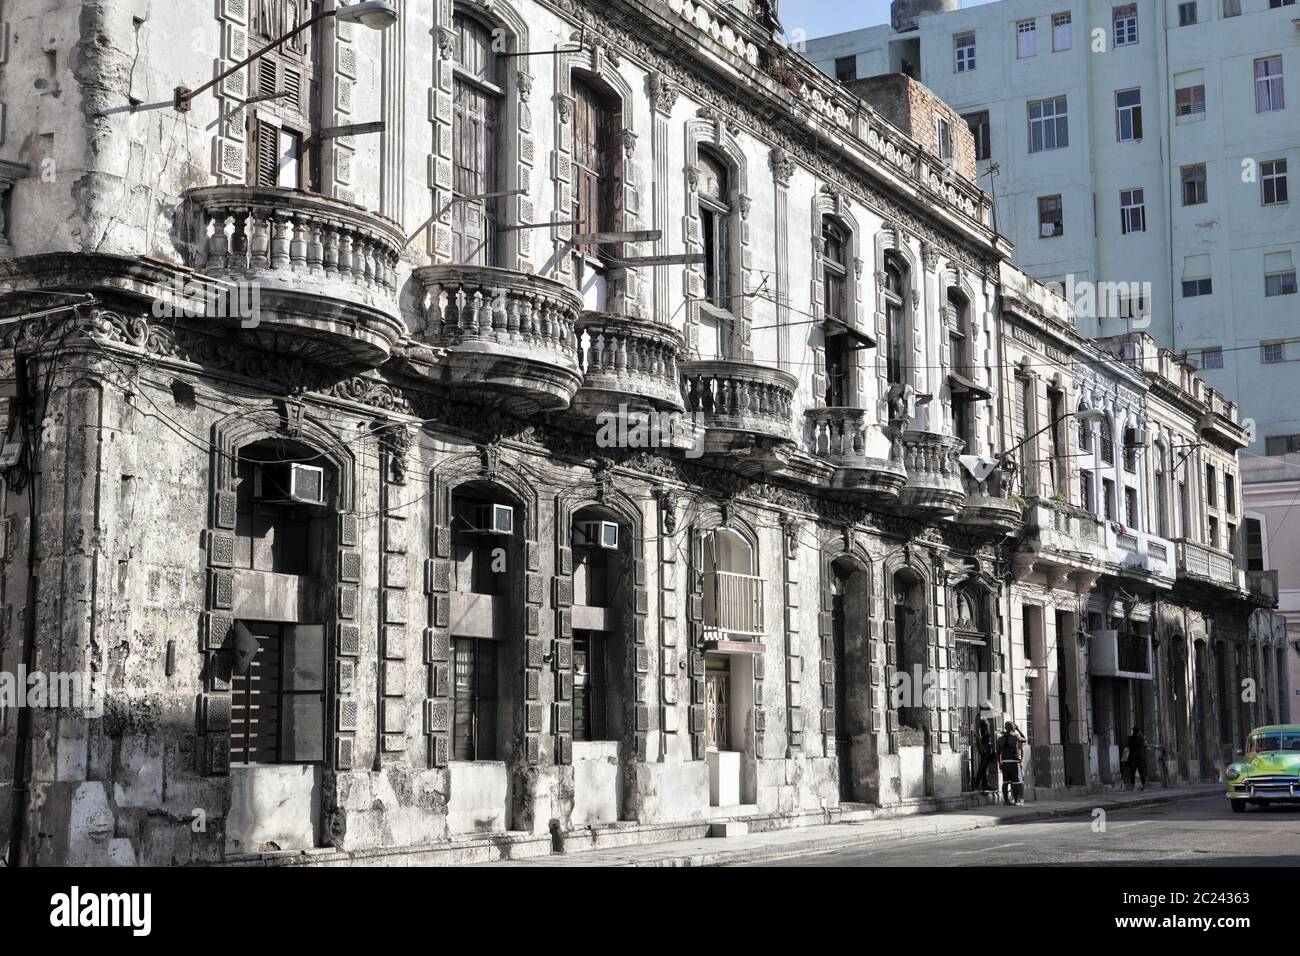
[176,11,333,111]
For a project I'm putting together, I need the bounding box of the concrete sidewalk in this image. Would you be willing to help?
[475,783,1223,867]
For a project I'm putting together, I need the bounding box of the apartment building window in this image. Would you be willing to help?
[1245,518,1264,570]
[1182,254,1211,297]
[823,219,852,406]
[246,1,321,191]
[1120,188,1146,234]
[1038,195,1063,237]
[1262,159,1288,205]
[1117,290,1149,320]
[452,12,504,267]
[572,75,620,272]
[1178,1,1197,25]
[1028,96,1069,152]
[1100,416,1115,464]
[1266,433,1300,453]
[1123,427,1138,472]
[1269,0,1297,7]
[230,624,327,766]
[1048,387,1066,493]
[572,633,608,741]
[1175,81,1206,120]
[1223,0,1241,14]
[1116,89,1143,141]
[1052,13,1072,51]
[1201,347,1224,368]
[1103,478,1117,520]
[1206,463,1217,506]
[1017,19,1037,58]
[835,56,857,82]
[1262,341,1287,363]
[1080,470,1094,511]
[453,637,499,760]
[698,148,733,308]
[936,117,954,162]
[1125,487,1139,528]
[1154,448,1170,536]
[884,258,908,386]
[1225,473,1236,515]
[1265,251,1298,296]
[1183,277,1212,297]
[1207,515,1219,548]
[963,111,991,161]
[1113,5,1138,47]
[1255,57,1285,113]
[954,33,976,73]
[1181,164,1207,205]
[1078,406,1092,450]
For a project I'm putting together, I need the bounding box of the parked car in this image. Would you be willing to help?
[1226,725,1300,812]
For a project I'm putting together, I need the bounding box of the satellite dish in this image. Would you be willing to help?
[958,454,1000,483]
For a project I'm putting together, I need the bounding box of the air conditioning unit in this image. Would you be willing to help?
[574,520,619,550]
[253,463,326,506]
[469,503,514,535]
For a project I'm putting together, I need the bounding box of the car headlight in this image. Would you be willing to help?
[1226,766,1240,781]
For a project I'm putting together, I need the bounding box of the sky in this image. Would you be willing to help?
[780,0,996,41]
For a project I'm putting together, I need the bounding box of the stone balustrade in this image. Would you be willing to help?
[574,311,686,418]
[805,406,906,499]
[897,429,966,516]
[682,359,798,452]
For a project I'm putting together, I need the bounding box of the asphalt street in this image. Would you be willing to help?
[759,793,1300,866]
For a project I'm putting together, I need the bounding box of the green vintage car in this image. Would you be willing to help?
[1226,725,1300,812]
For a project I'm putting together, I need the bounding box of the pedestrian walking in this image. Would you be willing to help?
[997,720,1027,806]
[1125,726,1148,791]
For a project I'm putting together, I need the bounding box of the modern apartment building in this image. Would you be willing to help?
[806,0,1300,457]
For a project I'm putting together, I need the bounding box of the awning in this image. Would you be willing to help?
[948,371,992,401]
[824,318,875,350]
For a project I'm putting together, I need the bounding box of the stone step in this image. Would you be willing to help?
[708,820,750,838]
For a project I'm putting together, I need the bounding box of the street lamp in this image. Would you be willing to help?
[959,406,1107,482]
[174,2,399,112]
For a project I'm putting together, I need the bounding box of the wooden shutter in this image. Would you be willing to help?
[252,118,280,188]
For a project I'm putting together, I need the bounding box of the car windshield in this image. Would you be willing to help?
[1247,733,1300,753]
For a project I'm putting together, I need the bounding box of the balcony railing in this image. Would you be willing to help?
[956,469,1024,535]
[573,311,686,417]
[703,570,765,637]
[1105,524,1176,585]
[185,185,406,364]
[1173,539,1242,589]
[805,406,906,499]
[682,360,797,453]
[415,263,583,412]
[897,430,965,515]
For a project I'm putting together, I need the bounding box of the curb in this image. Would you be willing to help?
[628,786,1221,867]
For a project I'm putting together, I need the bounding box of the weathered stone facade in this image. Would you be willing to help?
[0,0,1283,866]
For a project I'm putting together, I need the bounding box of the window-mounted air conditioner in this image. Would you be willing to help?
[469,503,514,535]
[253,462,326,506]
[574,520,619,550]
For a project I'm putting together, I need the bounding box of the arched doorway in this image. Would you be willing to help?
[830,555,870,803]
[952,586,992,792]
[892,568,928,732]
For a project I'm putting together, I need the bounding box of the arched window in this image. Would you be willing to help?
[1099,415,1115,465]
[884,257,908,387]
[1077,404,1091,450]
[451,12,505,266]
[571,75,621,275]
[892,568,927,730]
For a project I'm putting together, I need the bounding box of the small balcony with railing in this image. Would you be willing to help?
[415,264,583,413]
[1173,539,1246,593]
[702,570,765,652]
[896,430,966,517]
[1013,499,1107,583]
[572,311,686,421]
[1105,523,1176,588]
[804,407,907,501]
[955,468,1025,536]
[184,186,407,366]
[1247,569,1279,605]
[682,360,798,464]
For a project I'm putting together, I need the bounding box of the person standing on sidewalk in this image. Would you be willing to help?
[973,701,997,792]
[997,721,1027,806]
[1125,726,1148,791]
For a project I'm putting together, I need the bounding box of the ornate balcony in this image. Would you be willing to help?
[1013,499,1107,587]
[805,407,906,500]
[682,360,798,463]
[572,311,686,420]
[955,470,1025,536]
[896,430,965,516]
[185,185,405,366]
[1173,538,1245,592]
[415,263,583,413]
